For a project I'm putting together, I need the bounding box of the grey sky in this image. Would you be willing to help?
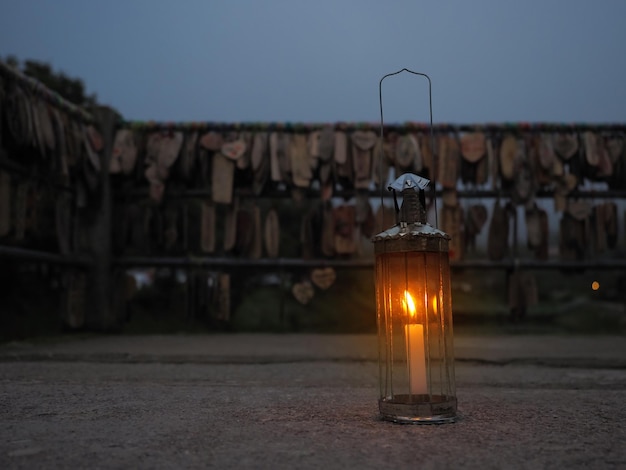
[1,0,625,124]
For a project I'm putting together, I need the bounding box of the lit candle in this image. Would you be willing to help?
[403,291,427,395]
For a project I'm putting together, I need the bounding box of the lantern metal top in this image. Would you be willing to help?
[373,173,450,254]
[372,222,450,254]
[387,173,430,192]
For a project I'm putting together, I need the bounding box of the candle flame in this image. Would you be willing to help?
[403,290,416,318]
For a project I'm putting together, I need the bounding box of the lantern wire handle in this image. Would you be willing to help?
[378,68,438,229]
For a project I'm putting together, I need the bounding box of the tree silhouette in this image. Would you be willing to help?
[5,55,101,110]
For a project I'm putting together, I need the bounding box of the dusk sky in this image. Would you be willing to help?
[1,0,625,125]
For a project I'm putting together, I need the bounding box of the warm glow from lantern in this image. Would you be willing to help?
[403,290,427,395]
[591,281,600,291]
[403,290,417,319]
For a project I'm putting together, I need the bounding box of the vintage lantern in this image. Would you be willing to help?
[372,173,457,423]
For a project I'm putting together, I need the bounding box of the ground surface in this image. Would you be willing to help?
[1,334,625,469]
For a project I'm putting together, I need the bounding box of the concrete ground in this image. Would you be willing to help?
[1,334,625,469]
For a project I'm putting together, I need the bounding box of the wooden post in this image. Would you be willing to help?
[84,106,118,331]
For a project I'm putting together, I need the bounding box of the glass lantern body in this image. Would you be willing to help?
[373,222,457,424]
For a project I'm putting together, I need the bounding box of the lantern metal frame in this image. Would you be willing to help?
[373,69,457,424]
